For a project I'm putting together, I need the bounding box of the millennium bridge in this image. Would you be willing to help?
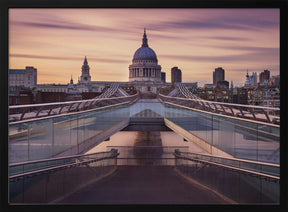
[8,83,280,204]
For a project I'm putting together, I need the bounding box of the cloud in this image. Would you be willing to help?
[204,36,251,41]
[160,44,279,63]
[150,20,250,31]
[226,15,279,29]
[11,20,127,34]
[17,21,95,31]
[210,46,279,56]
[10,53,128,64]
[161,47,279,63]
[149,11,278,32]
[89,57,129,64]
[152,33,186,41]
[10,54,74,61]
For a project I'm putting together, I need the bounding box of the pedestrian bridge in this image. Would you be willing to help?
[8,87,280,204]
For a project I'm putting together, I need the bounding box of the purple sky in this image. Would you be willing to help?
[9,9,279,86]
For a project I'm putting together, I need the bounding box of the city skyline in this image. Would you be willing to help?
[9,9,279,87]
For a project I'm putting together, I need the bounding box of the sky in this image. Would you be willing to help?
[9,9,279,87]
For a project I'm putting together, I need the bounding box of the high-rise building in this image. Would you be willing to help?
[171,67,182,84]
[259,70,270,84]
[161,72,166,83]
[9,66,37,88]
[213,67,225,85]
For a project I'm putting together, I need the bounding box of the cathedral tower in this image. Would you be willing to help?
[80,56,91,83]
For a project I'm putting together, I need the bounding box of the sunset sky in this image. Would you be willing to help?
[9,9,279,87]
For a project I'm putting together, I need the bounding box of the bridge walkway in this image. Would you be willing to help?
[59,165,231,204]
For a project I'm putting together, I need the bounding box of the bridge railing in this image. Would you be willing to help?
[9,93,139,123]
[107,145,188,166]
[158,93,280,124]
[9,149,119,178]
[174,150,280,203]
[9,149,119,203]
[174,150,279,179]
[9,99,133,163]
[94,83,120,99]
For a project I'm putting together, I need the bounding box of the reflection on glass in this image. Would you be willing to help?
[164,103,279,164]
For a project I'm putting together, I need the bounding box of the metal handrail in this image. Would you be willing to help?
[174,154,279,182]
[107,145,189,149]
[9,93,139,123]
[9,150,113,167]
[9,93,139,109]
[9,150,119,179]
[159,93,280,111]
[163,102,280,129]
[174,150,280,180]
[158,93,279,124]
[9,101,132,125]
[9,155,119,180]
[9,154,119,179]
[178,151,279,168]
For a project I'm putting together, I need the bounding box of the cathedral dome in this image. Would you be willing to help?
[132,29,158,63]
[129,29,162,83]
[133,46,158,62]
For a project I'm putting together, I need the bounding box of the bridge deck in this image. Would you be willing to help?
[59,166,231,204]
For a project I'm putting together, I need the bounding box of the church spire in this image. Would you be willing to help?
[84,56,88,65]
[142,28,148,47]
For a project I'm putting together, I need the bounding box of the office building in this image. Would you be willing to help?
[213,67,225,85]
[171,66,182,84]
[259,70,270,84]
[161,72,166,83]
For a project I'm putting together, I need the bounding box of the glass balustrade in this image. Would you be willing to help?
[174,150,280,203]
[9,99,280,165]
[164,103,280,164]
[9,150,119,203]
[9,104,130,163]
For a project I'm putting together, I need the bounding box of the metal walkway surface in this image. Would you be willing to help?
[59,166,231,204]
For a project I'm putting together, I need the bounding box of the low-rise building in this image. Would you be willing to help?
[9,66,37,88]
[245,71,257,87]
[197,82,231,103]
